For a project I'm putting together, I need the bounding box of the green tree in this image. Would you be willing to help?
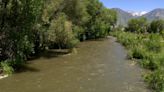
[62,0,90,40]
[85,0,117,39]
[47,13,78,49]
[148,20,164,33]
[127,17,148,33]
[0,0,43,67]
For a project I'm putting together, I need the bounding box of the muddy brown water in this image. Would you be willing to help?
[0,37,150,92]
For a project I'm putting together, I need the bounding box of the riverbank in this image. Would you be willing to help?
[110,31,164,92]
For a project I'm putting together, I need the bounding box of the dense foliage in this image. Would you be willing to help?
[111,18,164,92]
[2,1,163,92]
[0,0,117,73]
[148,20,164,33]
[126,18,164,34]
[0,0,44,70]
[126,17,148,33]
[111,31,164,92]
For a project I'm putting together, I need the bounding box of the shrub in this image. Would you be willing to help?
[127,17,148,33]
[47,13,78,49]
[144,34,162,53]
[131,46,148,59]
[148,20,164,33]
[144,69,164,92]
[0,61,14,75]
[141,58,160,71]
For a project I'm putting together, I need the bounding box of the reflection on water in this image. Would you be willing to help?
[0,37,150,92]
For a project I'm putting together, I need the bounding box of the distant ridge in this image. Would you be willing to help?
[112,8,164,26]
[111,8,134,26]
[143,8,164,21]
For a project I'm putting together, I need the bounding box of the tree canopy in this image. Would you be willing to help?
[148,20,164,33]
[127,17,148,33]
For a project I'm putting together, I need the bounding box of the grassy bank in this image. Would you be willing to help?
[110,31,164,92]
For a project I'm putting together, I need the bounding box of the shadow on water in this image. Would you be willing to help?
[28,49,71,61]
[15,49,71,73]
[14,65,40,73]
[84,38,107,42]
[28,38,106,61]
[42,50,70,58]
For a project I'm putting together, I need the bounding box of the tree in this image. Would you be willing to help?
[85,0,115,39]
[148,20,164,33]
[47,13,78,49]
[0,0,43,67]
[127,17,148,33]
[62,0,90,40]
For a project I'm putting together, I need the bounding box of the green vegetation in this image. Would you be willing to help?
[148,20,164,33]
[0,61,14,75]
[111,31,164,92]
[126,17,148,33]
[0,1,163,92]
[0,0,117,74]
[110,18,164,92]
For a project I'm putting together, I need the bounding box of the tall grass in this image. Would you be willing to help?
[110,31,164,92]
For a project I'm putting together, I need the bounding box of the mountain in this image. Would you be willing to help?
[112,8,164,26]
[112,8,134,26]
[143,8,164,21]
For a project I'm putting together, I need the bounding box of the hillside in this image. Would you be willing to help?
[143,8,164,21]
[112,8,134,26]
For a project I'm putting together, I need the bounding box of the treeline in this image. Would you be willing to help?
[111,18,164,92]
[0,0,117,73]
[126,17,164,34]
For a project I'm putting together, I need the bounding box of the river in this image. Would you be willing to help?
[0,37,150,92]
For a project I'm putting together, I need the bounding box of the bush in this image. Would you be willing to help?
[141,58,160,71]
[72,25,86,41]
[0,61,14,75]
[47,13,79,49]
[144,69,164,92]
[144,34,162,53]
[131,46,147,59]
[127,17,148,33]
[148,20,164,33]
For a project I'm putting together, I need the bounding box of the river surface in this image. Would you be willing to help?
[0,37,150,92]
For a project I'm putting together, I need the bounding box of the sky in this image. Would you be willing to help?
[99,0,164,12]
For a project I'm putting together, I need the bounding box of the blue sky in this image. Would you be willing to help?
[99,0,164,12]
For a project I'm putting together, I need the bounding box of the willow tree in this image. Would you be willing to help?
[0,0,43,67]
[47,13,78,49]
[148,20,164,33]
[127,17,148,33]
